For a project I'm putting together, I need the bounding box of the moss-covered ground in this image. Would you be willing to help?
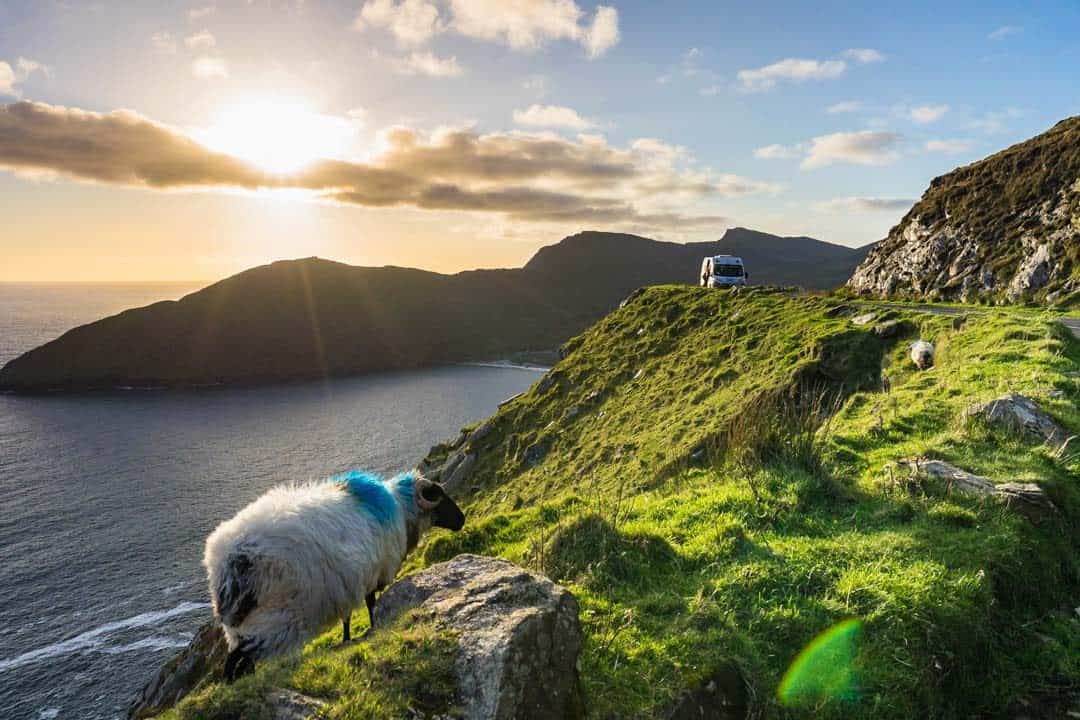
[167,286,1080,719]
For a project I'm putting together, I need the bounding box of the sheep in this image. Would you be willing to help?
[909,340,935,370]
[203,469,465,681]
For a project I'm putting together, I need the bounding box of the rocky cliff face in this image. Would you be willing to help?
[848,116,1080,305]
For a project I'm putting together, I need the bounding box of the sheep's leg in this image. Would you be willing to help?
[366,591,377,628]
[224,647,255,683]
[342,612,351,643]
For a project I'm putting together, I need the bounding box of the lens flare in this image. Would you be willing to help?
[778,618,862,707]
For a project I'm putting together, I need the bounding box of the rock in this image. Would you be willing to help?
[565,405,581,419]
[872,319,904,338]
[127,621,228,719]
[536,371,560,393]
[845,117,1080,306]
[1007,244,1053,301]
[524,439,550,467]
[909,340,935,370]
[666,663,748,720]
[619,287,645,309]
[899,457,1057,521]
[964,392,1069,448]
[373,554,585,720]
[498,392,523,408]
[851,312,877,326]
[443,452,477,495]
[268,689,327,720]
[468,419,495,445]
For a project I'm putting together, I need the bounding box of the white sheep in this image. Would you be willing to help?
[203,469,464,681]
[909,340,935,370]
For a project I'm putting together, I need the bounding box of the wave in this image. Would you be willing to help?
[0,601,209,673]
[460,361,550,372]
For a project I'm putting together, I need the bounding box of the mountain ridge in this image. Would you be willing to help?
[0,228,872,392]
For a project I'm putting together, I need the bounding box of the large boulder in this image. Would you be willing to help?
[964,392,1070,449]
[373,554,585,720]
[127,621,228,719]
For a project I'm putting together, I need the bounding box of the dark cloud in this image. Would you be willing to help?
[0,100,746,231]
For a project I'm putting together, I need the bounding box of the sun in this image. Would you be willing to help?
[197,98,357,175]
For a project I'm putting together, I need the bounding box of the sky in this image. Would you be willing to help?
[1,0,1078,281]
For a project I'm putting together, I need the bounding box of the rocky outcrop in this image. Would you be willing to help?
[847,116,1080,305]
[127,621,228,719]
[373,554,585,720]
[964,392,1070,449]
[900,457,1057,521]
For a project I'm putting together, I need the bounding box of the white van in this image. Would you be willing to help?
[700,255,749,287]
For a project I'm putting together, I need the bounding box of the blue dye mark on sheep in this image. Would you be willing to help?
[335,470,399,526]
[392,471,416,501]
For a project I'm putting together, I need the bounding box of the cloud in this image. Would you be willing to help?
[801,130,902,169]
[988,25,1021,40]
[393,51,463,76]
[842,48,886,64]
[188,6,216,21]
[754,143,801,160]
[738,57,846,91]
[354,0,442,46]
[184,30,217,50]
[448,0,619,56]
[816,196,914,213]
[513,104,596,130]
[924,138,973,154]
[584,6,619,59]
[827,100,861,114]
[968,107,1023,135]
[908,104,948,124]
[151,32,178,54]
[0,101,766,234]
[354,0,620,57]
[0,57,48,98]
[192,56,228,79]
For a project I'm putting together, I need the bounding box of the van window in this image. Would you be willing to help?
[714,264,744,277]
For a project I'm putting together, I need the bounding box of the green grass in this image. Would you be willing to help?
[175,286,1080,718]
[159,612,458,720]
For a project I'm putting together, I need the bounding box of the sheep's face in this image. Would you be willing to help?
[416,481,466,531]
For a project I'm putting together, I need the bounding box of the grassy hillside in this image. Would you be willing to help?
[165,288,1080,719]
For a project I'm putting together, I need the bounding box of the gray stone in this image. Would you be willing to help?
[467,419,495,445]
[964,392,1070,448]
[851,312,877,326]
[127,621,228,719]
[536,371,560,393]
[524,439,550,467]
[872,319,903,338]
[1007,244,1053,301]
[268,689,327,720]
[443,452,477,495]
[373,555,585,720]
[899,457,1057,522]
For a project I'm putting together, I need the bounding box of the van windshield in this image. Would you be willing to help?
[714,264,744,277]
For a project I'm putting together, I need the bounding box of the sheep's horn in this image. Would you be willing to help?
[414,475,442,510]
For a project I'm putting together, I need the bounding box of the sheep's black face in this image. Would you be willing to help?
[420,483,466,531]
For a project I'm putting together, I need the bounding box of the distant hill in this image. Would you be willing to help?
[0,228,871,392]
[848,115,1080,305]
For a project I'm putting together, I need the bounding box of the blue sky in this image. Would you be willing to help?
[1,0,1077,280]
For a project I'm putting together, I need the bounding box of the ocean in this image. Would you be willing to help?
[0,283,544,720]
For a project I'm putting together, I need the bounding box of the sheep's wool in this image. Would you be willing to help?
[204,471,424,658]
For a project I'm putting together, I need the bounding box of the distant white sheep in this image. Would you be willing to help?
[204,470,464,680]
[909,340,935,370]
